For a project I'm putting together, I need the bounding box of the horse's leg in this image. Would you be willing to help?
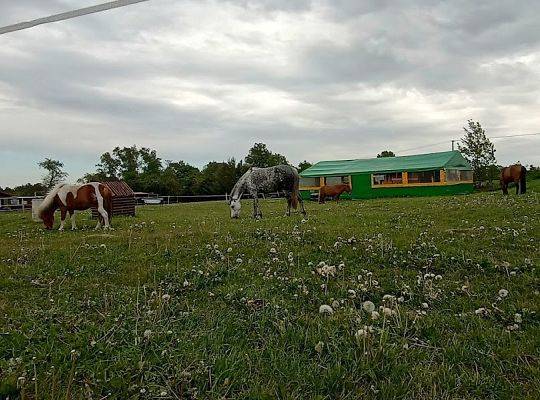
[286,196,292,216]
[70,210,77,230]
[336,193,341,203]
[252,192,262,219]
[298,193,307,216]
[59,208,67,231]
[516,180,520,195]
[96,198,110,229]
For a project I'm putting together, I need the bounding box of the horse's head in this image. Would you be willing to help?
[229,197,241,219]
[40,209,54,230]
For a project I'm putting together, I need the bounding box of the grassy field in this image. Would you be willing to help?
[1,182,539,399]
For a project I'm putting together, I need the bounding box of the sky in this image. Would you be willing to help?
[0,0,539,187]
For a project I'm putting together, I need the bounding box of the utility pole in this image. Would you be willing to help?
[451,140,456,151]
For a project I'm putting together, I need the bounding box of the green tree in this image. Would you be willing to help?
[298,160,312,172]
[377,150,395,158]
[163,161,200,195]
[38,158,68,189]
[245,143,288,168]
[458,120,496,185]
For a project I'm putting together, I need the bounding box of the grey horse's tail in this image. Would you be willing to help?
[520,166,527,194]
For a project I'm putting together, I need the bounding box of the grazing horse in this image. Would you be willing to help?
[318,183,351,203]
[500,165,527,195]
[228,165,306,219]
[38,182,113,230]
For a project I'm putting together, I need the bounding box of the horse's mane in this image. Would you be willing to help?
[38,183,67,216]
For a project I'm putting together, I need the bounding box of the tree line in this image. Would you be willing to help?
[2,143,313,196]
[2,122,539,196]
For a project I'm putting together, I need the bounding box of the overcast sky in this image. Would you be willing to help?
[1,0,539,187]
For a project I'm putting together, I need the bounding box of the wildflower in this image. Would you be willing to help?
[355,329,367,339]
[498,289,509,298]
[514,313,522,323]
[162,294,171,301]
[371,311,380,320]
[314,341,324,354]
[362,301,375,313]
[227,247,233,253]
[435,275,442,280]
[288,252,294,262]
[331,300,340,309]
[347,289,356,298]
[382,307,393,317]
[270,247,277,254]
[397,296,405,303]
[382,294,395,302]
[236,258,243,264]
[421,302,429,309]
[475,307,489,316]
[319,304,334,314]
[143,329,152,339]
[183,279,190,287]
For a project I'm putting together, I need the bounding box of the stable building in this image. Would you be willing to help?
[91,181,136,218]
[299,150,474,200]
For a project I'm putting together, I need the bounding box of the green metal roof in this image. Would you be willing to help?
[300,151,472,177]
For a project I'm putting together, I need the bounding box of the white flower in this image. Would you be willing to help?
[421,302,429,309]
[362,301,375,313]
[314,341,324,354]
[514,313,522,323]
[498,289,509,298]
[319,304,334,314]
[227,247,233,253]
[143,329,152,339]
[270,247,277,254]
[382,307,393,317]
[435,275,442,280]
[397,296,405,303]
[162,294,171,301]
[382,294,395,302]
[347,289,356,298]
[183,279,190,287]
[371,311,380,320]
[331,300,340,309]
[475,307,489,316]
[355,329,367,339]
[236,258,243,264]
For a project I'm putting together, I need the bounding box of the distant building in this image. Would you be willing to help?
[299,150,474,199]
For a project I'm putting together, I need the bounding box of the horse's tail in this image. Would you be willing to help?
[520,166,527,194]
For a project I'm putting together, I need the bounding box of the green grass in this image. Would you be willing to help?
[1,182,539,399]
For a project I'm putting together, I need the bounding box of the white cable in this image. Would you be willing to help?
[0,0,150,35]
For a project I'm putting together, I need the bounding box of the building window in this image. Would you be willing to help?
[372,172,402,185]
[299,177,320,187]
[408,170,440,184]
[446,169,473,182]
[325,176,350,185]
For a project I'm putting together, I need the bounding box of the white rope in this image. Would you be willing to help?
[0,0,150,35]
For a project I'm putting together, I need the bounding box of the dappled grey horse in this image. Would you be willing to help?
[228,165,307,219]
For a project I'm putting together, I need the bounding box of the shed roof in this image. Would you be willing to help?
[300,151,472,177]
[102,181,135,196]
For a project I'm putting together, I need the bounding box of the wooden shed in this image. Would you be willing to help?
[91,181,136,218]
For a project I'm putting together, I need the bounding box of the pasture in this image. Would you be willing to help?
[1,184,539,399]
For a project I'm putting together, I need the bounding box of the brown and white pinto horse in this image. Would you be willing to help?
[38,182,112,230]
[500,165,527,195]
[319,184,351,203]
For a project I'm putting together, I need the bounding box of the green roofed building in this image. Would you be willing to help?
[299,150,474,200]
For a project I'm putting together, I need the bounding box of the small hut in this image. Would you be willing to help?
[91,181,136,218]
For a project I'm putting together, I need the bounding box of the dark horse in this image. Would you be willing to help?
[228,165,306,219]
[500,165,527,195]
[318,184,351,203]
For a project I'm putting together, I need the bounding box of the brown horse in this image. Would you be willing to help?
[38,182,113,230]
[500,165,527,195]
[319,184,351,203]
